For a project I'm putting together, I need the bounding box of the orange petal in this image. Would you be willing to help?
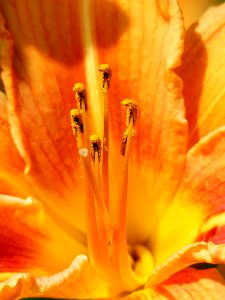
[0,92,26,196]
[154,267,225,299]
[198,212,225,244]
[0,0,188,246]
[147,242,225,287]
[0,255,110,300]
[200,225,225,244]
[0,2,87,231]
[122,267,225,299]
[0,195,86,278]
[94,0,187,243]
[179,0,214,27]
[178,3,225,147]
[126,0,187,243]
[153,127,225,263]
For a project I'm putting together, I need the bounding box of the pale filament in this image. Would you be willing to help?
[112,101,140,289]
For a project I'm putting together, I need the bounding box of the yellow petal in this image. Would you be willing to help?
[153,126,225,263]
[122,288,154,300]
[147,242,225,287]
[178,3,225,147]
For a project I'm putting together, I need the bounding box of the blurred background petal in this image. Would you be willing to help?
[179,0,225,27]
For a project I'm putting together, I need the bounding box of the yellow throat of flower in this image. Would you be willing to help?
[70,64,154,293]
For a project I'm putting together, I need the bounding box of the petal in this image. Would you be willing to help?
[0,195,86,278]
[200,225,225,244]
[0,1,188,243]
[147,242,225,287]
[0,2,87,231]
[179,0,214,27]
[125,0,187,243]
[198,212,225,244]
[178,3,225,147]
[94,0,187,243]
[154,267,225,299]
[0,92,26,196]
[122,288,154,300]
[122,267,225,299]
[0,255,110,300]
[153,127,225,263]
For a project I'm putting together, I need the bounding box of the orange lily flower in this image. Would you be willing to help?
[1,0,225,299]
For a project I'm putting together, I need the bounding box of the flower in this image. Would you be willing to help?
[1,0,225,299]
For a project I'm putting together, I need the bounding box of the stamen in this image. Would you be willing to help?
[90,134,102,162]
[73,83,89,147]
[72,82,87,110]
[120,99,137,156]
[99,64,112,93]
[99,64,112,209]
[71,80,112,279]
[112,101,138,289]
[70,108,84,149]
[70,109,83,137]
[81,156,111,232]
[121,99,137,127]
[90,134,102,201]
[70,68,143,289]
[121,128,136,156]
[70,120,112,278]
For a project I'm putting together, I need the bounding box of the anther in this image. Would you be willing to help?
[121,99,137,127]
[99,64,112,93]
[70,108,83,137]
[73,83,88,110]
[90,135,102,162]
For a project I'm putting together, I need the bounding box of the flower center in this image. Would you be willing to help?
[129,244,154,282]
[70,64,154,292]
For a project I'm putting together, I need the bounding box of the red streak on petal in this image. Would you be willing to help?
[198,225,225,245]
[0,226,42,272]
